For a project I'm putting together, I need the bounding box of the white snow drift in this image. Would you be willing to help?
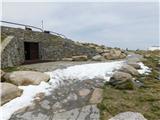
[0,61,149,120]
[138,62,151,74]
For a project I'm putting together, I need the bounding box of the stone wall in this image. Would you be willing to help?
[1,36,25,68]
[1,26,98,68]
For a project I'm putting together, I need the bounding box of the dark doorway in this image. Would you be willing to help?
[24,42,39,60]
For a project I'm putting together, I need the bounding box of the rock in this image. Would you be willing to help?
[67,93,78,101]
[52,105,100,120]
[110,49,121,56]
[34,92,45,102]
[128,63,141,69]
[102,49,126,60]
[0,69,5,78]
[76,105,99,120]
[13,112,49,120]
[119,53,127,59]
[52,107,80,120]
[95,47,104,54]
[78,88,90,97]
[109,112,147,120]
[103,53,112,59]
[4,71,50,86]
[40,100,50,110]
[119,65,139,76]
[110,72,132,83]
[109,72,135,90]
[52,102,62,110]
[103,49,110,53]
[0,82,23,105]
[89,88,103,104]
[62,58,73,61]
[0,70,5,81]
[72,55,88,61]
[92,55,105,61]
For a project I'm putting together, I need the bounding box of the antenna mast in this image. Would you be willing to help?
[41,20,44,31]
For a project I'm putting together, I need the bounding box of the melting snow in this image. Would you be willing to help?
[47,61,124,85]
[138,62,151,74]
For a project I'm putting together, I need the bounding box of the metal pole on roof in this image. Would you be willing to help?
[41,20,44,31]
[0,20,43,31]
[0,20,67,39]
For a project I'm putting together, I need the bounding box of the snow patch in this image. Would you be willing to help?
[0,61,124,120]
[47,61,124,85]
[0,82,51,120]
[138,62,151,74]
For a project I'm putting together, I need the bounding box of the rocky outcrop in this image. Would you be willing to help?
[103,49,126,60]
[4,71,50,86]
[110,71,132,82]
[0,70,5,77]
[89,88,103,104]
[72,55,88,61]
[92,55,105,61]
[109,112,147,120]
[109,72,135,90]
[119,65,139,76]
[0,82,23,105]
[109,61,143,90]
[0,70,5,81]
[62,58,73,61]
[128,63,141,69]
[78,88,90,97]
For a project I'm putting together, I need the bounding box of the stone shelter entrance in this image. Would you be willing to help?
[24,42,39,61]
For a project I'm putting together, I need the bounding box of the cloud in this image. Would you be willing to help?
[1,2,159,50]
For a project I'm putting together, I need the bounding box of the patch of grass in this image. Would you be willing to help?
[1,33,7,42]
[99,51,160,120]
[2,67,20,72]
[2,66,34,72]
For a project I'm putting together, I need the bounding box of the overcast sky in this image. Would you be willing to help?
[2,2,159,50]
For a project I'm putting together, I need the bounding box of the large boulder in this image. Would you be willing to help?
[0,70,5,81]
[109,72,135,90]
[78,88,90,97]
[62,58,73,61]
[119,53,127,59]
[4,71,50,86]
[109,112,147,120]
[119,65,139,76]
[95,47,104,54]
[128,63,141,69]
[103,53,112,59]
[110,49,121,56]
[103,49,126,60]
[89,88,103,104]
[110,72,133,82]
[72,55,88,61]
[0,70,5,78]
[0,82,23,105]
[92,55,105,61]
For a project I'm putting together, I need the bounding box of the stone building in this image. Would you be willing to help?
[1,26,97,68]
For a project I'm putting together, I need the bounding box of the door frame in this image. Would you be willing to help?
[24,42,39,61]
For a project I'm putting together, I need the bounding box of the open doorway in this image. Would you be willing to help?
[24,42,39,61]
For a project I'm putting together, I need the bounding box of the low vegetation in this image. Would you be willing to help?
[1,33,7,42]
[2,66,34,72]
[98,50,160,120]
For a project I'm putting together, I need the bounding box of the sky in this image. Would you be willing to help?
[1,1,159,50]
